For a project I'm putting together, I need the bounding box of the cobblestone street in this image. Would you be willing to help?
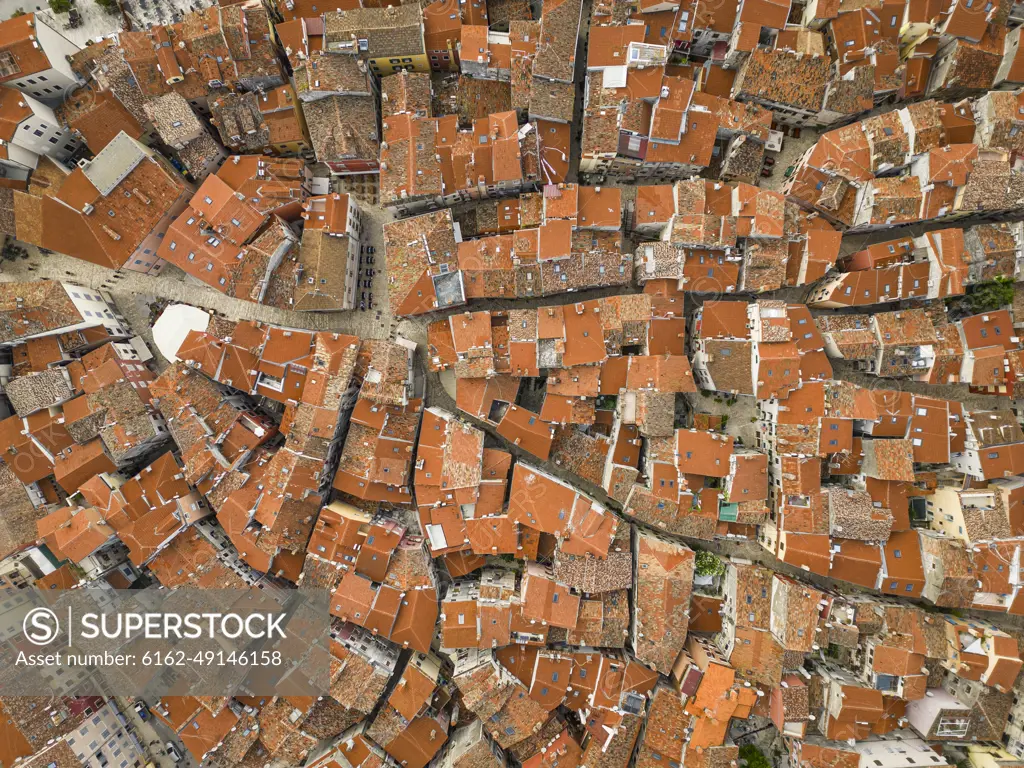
[0,198,402,360]
[759,128,818,194]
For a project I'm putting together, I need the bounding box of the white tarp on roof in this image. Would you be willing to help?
[602,66,628,90]
[152,303,211,363]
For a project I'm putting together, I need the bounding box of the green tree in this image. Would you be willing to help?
[740,745,771,768]
[48,0,72,12]
[694,550,725,578]
[968,276,1015,313]
[94,0,118,13]
[9,8,25,16]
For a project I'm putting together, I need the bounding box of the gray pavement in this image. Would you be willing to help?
[686,390,760,447]
[29,2,122,47]
[759,129,819,193]
[567,0,592,182]
[115,697,195,768]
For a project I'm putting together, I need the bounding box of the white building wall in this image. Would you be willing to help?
[0,15,82,104]
[5,63,77,102]
[906,688,967,738]
[1004,689,1024,756]
[61,284,131,337]
[11,92,81,161]
[950,450,986,479]
[4,141,38,170]
[854,735,949,768]
[30,18,83,100]
[66,701,148,768]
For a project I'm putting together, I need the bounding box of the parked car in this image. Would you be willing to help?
[133,702,150,721]
[366,269,375,277]
[366,246,375,254]
[361,292,367,300]
[166,743,183,763]
[359,301,365,311]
